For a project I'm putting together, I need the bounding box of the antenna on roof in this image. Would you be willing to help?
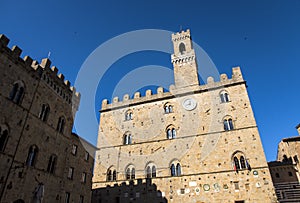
[179,25,183,32]
[47,51,51,59]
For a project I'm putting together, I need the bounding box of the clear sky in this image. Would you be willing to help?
[1,0,299,161]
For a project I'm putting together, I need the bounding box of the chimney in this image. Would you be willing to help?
[296,124,300,135]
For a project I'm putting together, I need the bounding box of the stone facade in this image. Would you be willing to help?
[0,34,95,203]
[92,29,277,202]
[268,126,300,202]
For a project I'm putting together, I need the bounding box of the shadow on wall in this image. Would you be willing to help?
[92,178,167,203]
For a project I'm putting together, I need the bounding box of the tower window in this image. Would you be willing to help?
[166,126,176,139]
[240,156,246,169]
[123,132,132,145]
[131,168,135,179]
[113,170,117,180]
[84,151,89,161]
[107,167,117,181]
[224,118,234,131]
[9,81,25,104]
[171,164,176,176]
[170,161,181,176]
[26,145,38,166]
[0,125,9,152]
[232,152,250,171]
[125,165,135,180]
[65,192,70,203]
[275,173,280,178]
[57,116,65,133]
[47,154,57,174]
[220,91,230,103]
[126,168,130,180]
[107,169,112,181]
[71,144,78,155]
[146,166,151,178]
[179,43,186,54]
[81,172,87,183]
[164,103,173,114]
[125,110,133,121]
[234,157,240,170]
[39,104,50,121]
[145,163,156,178]
[68,167,74,179]
[152,165,156,178]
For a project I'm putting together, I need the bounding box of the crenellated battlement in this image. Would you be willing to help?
[100,66,244,111]
[0,34,80,110]
[171,29,191,42]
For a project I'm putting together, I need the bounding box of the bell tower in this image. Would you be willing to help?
[171,29,200,88]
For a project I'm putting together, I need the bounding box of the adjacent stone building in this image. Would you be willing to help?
[0,34,95,203]
[268,124,300,202]
[92,29,277,202]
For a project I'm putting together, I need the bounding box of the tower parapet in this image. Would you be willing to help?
[0,34,81,111]
[171,29,199,88]
[100,67,245,112]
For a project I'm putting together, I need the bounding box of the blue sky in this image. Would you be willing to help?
[1,0,299,161]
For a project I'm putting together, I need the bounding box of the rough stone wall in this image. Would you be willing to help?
[0,34,93,203]
[269,164,298,184]
[92,29,277,202]
[93,69,277,202]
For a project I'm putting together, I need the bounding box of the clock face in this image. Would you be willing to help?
[182,98,197,111]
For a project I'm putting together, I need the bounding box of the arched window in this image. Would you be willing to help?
[172,129,176,138]
[126,168,130,180]
[0,124,9,152]
[240,156,246,169]
[152,166,156,178]
[179,43,186,54]
[170,164,176,176]
[125,165,135,180]
[47,154,57,174]
[170,161,181,176]
[26,145,38,166]
[176,163,181,176]
[112,170,117,181]
[9,81,25,104]
[131,168,135,179]
[220,91,230,103]
[39,104,50,121]
[145,163,156,178]
[166,126,176,139]
[164,103,173,114]
[224,118,234,131]
[232,151,250,171]
[123,132,132,145]
[125,110,133,121]
[107,166,117,181]
[146,166,151,178]
[107,169,112,181]
[57,116,65,133]
[167,129,172,139]
[165,106,169,114]
[233,157,240,170]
